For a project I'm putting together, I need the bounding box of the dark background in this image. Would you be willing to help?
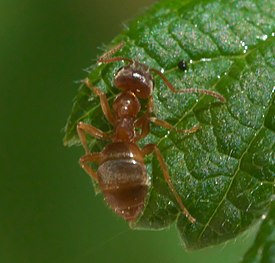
[0,1,257,262]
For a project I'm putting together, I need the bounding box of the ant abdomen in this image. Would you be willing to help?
[103,184,148,221]
[97,142,148,221]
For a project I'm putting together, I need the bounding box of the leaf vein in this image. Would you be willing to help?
[197,123,267,241]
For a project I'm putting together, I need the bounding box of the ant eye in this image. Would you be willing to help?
[178,60,188,71]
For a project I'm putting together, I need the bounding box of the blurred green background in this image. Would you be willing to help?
[0,1,257,262]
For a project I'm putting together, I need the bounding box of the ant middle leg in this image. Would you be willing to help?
[134,114,199,142]
[83,78,115,125]
[149,117,200,134]
[135,94,199,141]
[142,144,196,224]
[77,122,110,153]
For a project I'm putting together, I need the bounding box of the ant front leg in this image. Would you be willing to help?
[79,153,101,181]
[134,115,150,142]
[150,68,226,103]
[134,96,154,141]
[83,78,115,125]
[77,122,110,153]
[142,144,196,224]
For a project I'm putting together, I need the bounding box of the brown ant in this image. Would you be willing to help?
[77,42,225,223]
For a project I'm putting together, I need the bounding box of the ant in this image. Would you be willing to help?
[77,42,225,223]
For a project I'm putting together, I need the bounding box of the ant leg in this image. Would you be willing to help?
[77,122,110,153]
[147,96,154,114]
[134,97,154,141]
[84,78,115,125]
[150,68,226,103]
[79,153,101,181]
[150,117,200,134]
[134,117,199,142]
[142,144,196,224]
[134,115,150,142]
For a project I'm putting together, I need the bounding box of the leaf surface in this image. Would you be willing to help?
[240,202,275,263]
[64,0,275,249]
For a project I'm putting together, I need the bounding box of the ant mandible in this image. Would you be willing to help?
[77,42,225,223]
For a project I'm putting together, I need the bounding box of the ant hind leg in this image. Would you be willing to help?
[79,153,101,181]
[142,143,196,224]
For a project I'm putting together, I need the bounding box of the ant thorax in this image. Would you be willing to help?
[112,91,141,142]
[113,91,141,118]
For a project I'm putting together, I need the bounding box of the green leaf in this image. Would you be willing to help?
[64,0,275,250]
[240,201,275,263]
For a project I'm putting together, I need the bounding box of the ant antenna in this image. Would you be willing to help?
[99,42,125,60]
[98,41,134,64]
[150,68,226,103]
[97,42,225,103]
[98,56,133,64]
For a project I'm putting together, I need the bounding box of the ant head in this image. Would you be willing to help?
[114,62,154,99]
